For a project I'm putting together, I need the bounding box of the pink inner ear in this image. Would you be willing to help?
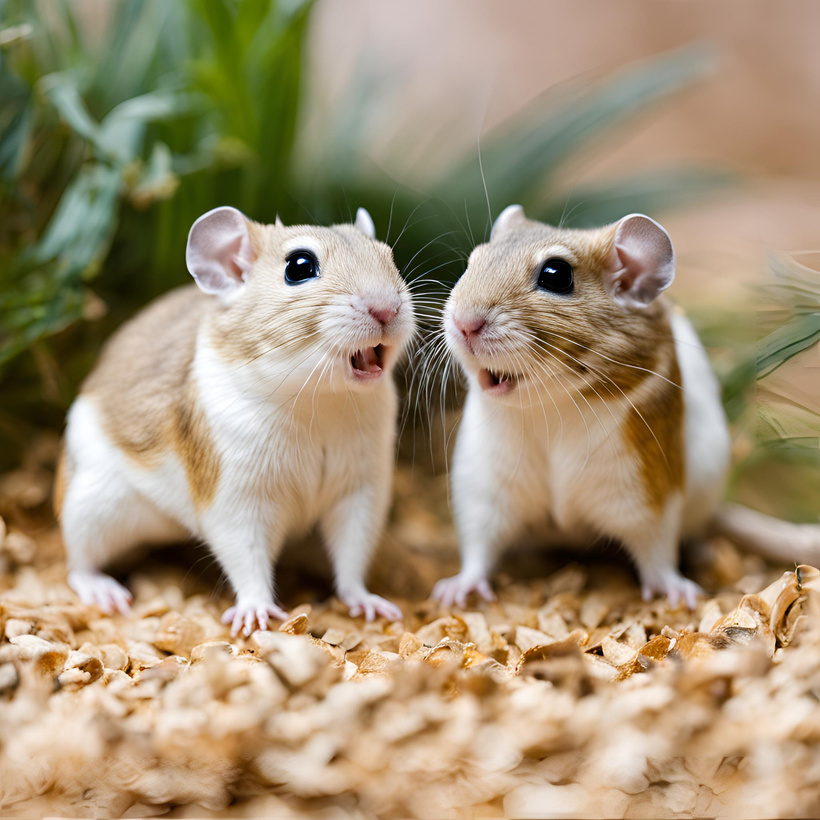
[607,214,675,309]
[186,207,255,295]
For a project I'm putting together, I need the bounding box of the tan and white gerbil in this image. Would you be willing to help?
[56,206,415,635]
[432,205,816,609]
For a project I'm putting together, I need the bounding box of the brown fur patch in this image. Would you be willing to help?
[624,352,685,511]
[80,286,222,510]
[171,384,221,509]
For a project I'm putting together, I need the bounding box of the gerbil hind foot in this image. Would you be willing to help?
[432,572,496,609]
[222,599,289,638]
[339,588,402,622]
[640,568,702,610]
[68,569,132,615]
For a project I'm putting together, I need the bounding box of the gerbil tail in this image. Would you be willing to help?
[713,503,820,564]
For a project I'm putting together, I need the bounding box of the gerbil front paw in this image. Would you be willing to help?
[641,570,702,611]
[222,600,288,638]
[339,588,402,622]
[432,572,495,608]
[68,569,132,615]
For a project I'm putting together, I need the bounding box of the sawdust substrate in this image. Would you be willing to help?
[1,440,819,819]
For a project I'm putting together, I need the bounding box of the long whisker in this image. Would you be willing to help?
[529,345,615,468]
[538,329,682,388]
[527,350,592,469]
[528,332,671,475]
[477,133,492,242]
[401,230,464,281]
[527,335,620,443]
[385,185,400,245]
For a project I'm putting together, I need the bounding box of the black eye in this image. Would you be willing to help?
[537,257,574,294]
[284,250,319,285]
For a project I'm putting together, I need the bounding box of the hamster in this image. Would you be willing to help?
[56,206,416,635]
[432,204,731,609]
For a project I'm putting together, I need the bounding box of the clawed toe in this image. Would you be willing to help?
[341,590,402,623]
[68,570,132,615]
[432,574,495,608]
[222,601,288,637]
[641,574,702,611]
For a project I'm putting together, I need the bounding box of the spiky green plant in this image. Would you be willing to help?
[0,1,735,470]
[726,252,820,522]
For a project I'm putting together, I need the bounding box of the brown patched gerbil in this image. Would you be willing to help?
[57,206,415,635]
[432,205,731,608]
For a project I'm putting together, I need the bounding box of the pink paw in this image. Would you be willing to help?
[431,573,495,608]
[222,600,288,637]
[641,571,702,610]
[68,569,132,615]
[339,589,402,622]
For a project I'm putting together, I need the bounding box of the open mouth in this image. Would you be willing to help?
[478,367,518,396]
[350,344,387,381]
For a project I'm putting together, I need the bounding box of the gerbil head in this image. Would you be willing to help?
[444,204,675,403]
[186,206,415,393]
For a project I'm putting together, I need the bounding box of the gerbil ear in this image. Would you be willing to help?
[186,206,255,296]
[354,207,376,239]
[604,214,675,310]
[491,204,527,241]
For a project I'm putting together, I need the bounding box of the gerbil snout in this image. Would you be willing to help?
[344,289,413,386]
[445,308,523,397]
[352,292,403,332]
[446,307,518,361]
[451,312,486,351]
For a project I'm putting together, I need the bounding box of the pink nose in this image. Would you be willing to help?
[454,314,486,341]
[368,304,399,326]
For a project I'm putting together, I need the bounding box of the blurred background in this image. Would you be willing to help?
[0,0,818,522]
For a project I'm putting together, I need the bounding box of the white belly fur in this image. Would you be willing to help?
[671,312,731,536]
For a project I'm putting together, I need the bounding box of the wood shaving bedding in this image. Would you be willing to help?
[1,451,819,819]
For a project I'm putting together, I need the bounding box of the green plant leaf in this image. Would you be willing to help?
[40,71,101,146]
[756,312,820,379]
[0,70,33,181]
[439,43,717,215]
[763,250,820,313]
[91,0,179,110]
[98,89,193,164]
[129,141,178,207]
[27,162,122,279]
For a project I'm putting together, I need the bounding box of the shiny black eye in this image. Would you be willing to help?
[284,250,319,285]
[537,257,574,294]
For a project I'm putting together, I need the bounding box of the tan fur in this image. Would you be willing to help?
[448,216,686,511]
[79,286,222,509]
[453,221,673,392]
[66,220,406,516]
[60,208,416,628]
[437,209,728,609]
[209,221,400,366]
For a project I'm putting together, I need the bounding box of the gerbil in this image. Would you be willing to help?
[433,205,738,609]
[56,206,415,635]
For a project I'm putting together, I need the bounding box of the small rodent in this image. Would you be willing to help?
[56,206,415,635]
[433,204,738,609]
